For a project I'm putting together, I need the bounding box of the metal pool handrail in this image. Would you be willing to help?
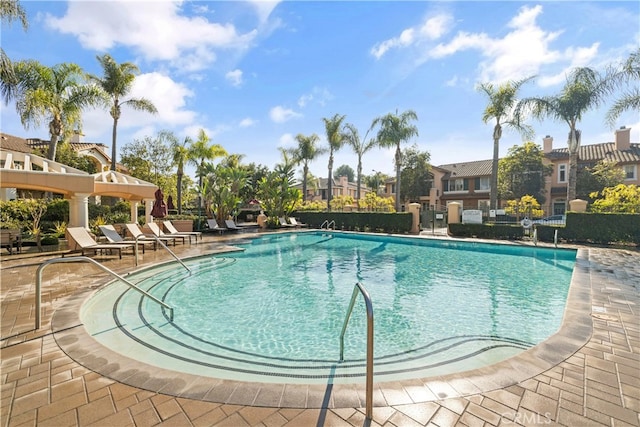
[339,282,373,420]
[35,256,174,330]
[135,233,190,272]
[320,220,336,230]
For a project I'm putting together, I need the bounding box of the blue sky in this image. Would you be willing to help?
[2,1,639,180]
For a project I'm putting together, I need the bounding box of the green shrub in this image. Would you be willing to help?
[40,235,59,246]
[448,223,524,240]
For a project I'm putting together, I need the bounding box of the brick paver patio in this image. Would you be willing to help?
[1,232,638,426]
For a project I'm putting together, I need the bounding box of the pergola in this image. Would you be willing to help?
[0,149,158,228]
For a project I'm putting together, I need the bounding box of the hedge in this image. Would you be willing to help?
[294,211,413,234]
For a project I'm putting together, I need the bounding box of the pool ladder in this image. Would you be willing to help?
[339,282,373,420]
[320,220,335,230]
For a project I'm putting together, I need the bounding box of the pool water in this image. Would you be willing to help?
[81,232,577,384]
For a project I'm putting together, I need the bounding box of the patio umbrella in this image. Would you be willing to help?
[151,188,168,219]
[167,195,175,211]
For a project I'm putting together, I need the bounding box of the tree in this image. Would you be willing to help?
[372,109,419,211]
[290,133,324,202]
[203,163,249,223]
[257,152,301,226]
[120,132,174,195]
[90,54,157,171]
[478,77,534,210]
[344,122,376,204]
[576,159,625,202]
[13,61,104,160]
[365,171,389,194]
[333,164,354,182]
[188,129,227,215]
[1,0,28,104]
[50,142,97,174]
[590,184,640,213]
[516,67,615,202]
[605,48,640,128]
[497,141,552,203]
[171,134,190,214]
[322,113,347,210]
[400,144,431,203]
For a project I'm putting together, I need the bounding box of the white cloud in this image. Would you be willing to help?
[297,87,334,107]
[269,106,302,123]
[426,5,599,85]
[247,0,282,24]
[371,12,453,59]
[45,0,257,72]
[278,133,296,147]
[239,117,256,127]
[226,69,244,87]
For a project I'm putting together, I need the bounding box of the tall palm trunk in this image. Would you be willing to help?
[394,144,402,212]
[356,162,362,205]
[302,164,308,202]
[176,170,183,214]
[111,118,119,171]
[490,123,502,210]
[47,118,62,160]
[327,153,334,210]
[567,128,581,202]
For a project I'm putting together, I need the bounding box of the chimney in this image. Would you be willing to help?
[543,135,553,153]
[615,126,631,151]
[70,130,83,143]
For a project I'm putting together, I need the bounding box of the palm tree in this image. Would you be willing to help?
[372,109,419,212]
[13,60,104,160]
[606,48,640,127]
[171,134,190,215]
[478,77,535,210]
[188,129,227,215]
[516,67,615,202]
[344,123,377,206]
[90,54,157,171]
[291,133,324,202]
[1,0,28,104]
[322,113,347,210]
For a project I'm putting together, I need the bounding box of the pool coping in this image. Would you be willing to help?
[51,241,593,409]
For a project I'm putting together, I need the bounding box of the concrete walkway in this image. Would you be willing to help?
[1,232,638,426]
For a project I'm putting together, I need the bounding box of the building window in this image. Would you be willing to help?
[558,164,567,183]
[478,177,490,191]
[623,164,637,180]
[478,200,490,211]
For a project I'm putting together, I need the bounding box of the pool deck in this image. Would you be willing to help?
[1,230,638,426]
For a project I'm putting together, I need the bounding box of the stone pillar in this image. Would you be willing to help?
[569,199,588,212]
[68,193,90,228]
[130,201,139,224]
[448,202,461,224]
[408,203,421,234]
[144,199,154,224]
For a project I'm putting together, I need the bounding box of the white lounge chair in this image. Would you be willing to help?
[66,227,135,259]
[278,217,296,228]
[125,223,176,246]
[163,220,202,242]
[288,217,308,228]
[99,225,152,253]
[147,222,188,244]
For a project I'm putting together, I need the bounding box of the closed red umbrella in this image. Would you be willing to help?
[167,195,175,211]
[151,188,167,218]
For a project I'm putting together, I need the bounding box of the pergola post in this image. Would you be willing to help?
[68,193,90,228]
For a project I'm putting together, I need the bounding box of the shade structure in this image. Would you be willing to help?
[151,188,167,218]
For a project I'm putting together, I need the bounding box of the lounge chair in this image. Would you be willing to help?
[1,229,22,254]
[288,217,308,228]
[147,222,188,244]
[99,225,153,253]
[206,219,227,234]
[224,219,244,231]
[163,220,203,242]
[278,217,296,228]
[125,223,176,246]
[66,227,135,259]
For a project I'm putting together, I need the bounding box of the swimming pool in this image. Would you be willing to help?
[80,231,576,384]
